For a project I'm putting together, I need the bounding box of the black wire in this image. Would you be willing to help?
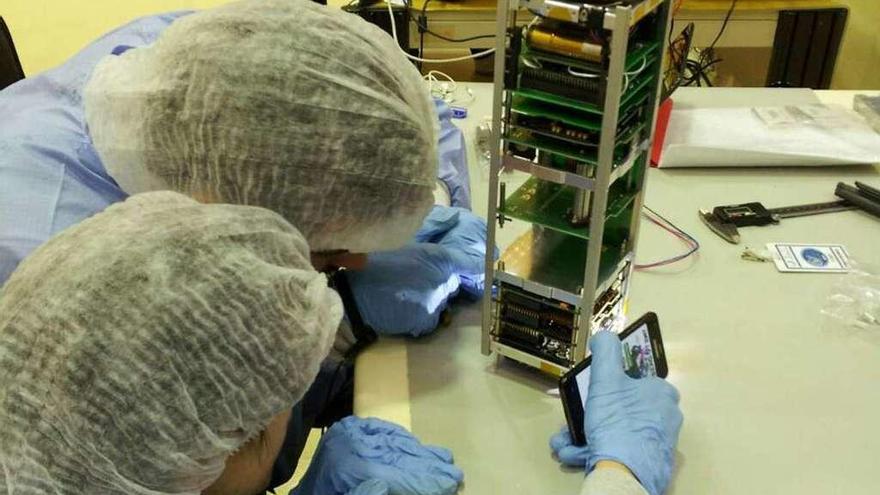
[664,26,689,90]
[677,0,736,88]
[642,205,699,251]
[344,0,496,43]
[635,205,700,269]
[426,31,496,43]
[418,0,429,70]
[707,0,738,52]
[404,0,495,43]
[683,57,721,87]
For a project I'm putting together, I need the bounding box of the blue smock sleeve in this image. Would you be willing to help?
[434,98,471,209]
[0,12,192,285]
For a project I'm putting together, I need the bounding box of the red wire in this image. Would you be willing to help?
[634,210,699,270]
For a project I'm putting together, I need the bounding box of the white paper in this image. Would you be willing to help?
[660,105,880,168]
[767,243,850,273]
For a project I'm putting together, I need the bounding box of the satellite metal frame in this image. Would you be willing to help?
[480,0,673,375]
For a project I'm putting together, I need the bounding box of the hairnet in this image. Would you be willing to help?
[84,0,437,253]
[0,191,342,494]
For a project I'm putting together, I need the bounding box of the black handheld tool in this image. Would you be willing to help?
[701,181,880,244]
[700,199,856,244]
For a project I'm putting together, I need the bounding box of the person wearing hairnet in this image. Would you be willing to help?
[0,0,482,491]
[0,191,463,495]
[0,196,681,495]
[0,0,476,337]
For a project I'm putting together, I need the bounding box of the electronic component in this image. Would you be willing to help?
[520,65,604,103]
[495,280,625,366]
[714,202,778,227]
[498,177,636,235]
[526,26,604,63]
[517,40,659,108]
[482,1,672,374]
[512,114,598,146]
[507,94,647,160]
[496,284,576,365]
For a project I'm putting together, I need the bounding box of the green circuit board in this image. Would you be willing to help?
[500,226,630,296]
[499,177,637,239]
[515,40,661,115]
[511,96,603,131]
[505,122,644,165]
[521,40,661,75]
[513,69,656,116]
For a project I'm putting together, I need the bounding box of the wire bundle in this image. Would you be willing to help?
[385,0,496,64]
[635,205,700,270]
[423,70,475,105]
[679,0,737,87]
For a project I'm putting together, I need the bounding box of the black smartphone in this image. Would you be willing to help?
[558,312,668,446]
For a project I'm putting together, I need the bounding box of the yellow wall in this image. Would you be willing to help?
[832,0,880,89]
[3,1,232,75]
[3,0,879,86]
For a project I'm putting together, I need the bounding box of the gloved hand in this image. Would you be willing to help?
[291,416,463,495]
[347,206,491,337]
[549,426,589,467]
[346,480,389,495]
[583,331,683,495]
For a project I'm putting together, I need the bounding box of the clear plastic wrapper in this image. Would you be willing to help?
[663,103,880,167]
[853,94,880,134]
[822,259,880,333]
[474,117,494,181]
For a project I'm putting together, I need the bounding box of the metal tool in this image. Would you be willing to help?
[836,182,880,219]
[699,199,855,244]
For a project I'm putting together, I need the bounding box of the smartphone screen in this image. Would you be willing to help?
[573,320,659,413]
[560,312,665,445]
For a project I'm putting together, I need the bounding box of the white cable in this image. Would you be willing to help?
[424,70,456,100]
[423,70,475,106]
[424,70,457,90]
[522,57,542,69]
[567,66,600,78]
[526,16,540,30]
[622,55,649,93]
[625,54,649,76]
[564,53,647,94]
[386,1,495,63]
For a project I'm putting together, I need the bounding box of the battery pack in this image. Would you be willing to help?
[526,27,603,63]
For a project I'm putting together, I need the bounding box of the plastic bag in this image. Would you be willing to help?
[474,117,494,180]
[821,260,880,333]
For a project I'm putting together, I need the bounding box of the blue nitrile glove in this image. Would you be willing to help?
[347,206,491,337]
[411,206,461,243]
[549,426,589,467]
[584,331,683,495]
[346,480,389,495]
[290,417,463,495]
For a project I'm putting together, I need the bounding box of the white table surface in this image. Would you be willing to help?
[354,83,880,494]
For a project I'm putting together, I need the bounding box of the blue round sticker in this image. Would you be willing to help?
[801,248,829,267]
